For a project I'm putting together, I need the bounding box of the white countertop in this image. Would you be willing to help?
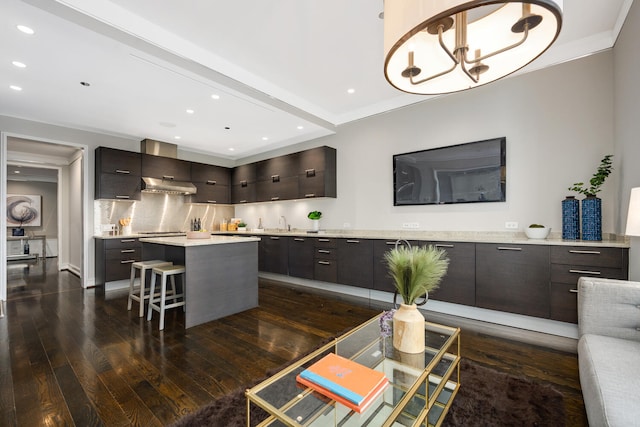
[139,235,260,247]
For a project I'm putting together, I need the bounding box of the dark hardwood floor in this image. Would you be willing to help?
[1,259,587,426]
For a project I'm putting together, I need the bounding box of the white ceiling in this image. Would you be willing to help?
[0,0,634,160]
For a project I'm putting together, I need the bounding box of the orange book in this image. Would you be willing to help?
[296,353,388,409]
[297,372,388,413]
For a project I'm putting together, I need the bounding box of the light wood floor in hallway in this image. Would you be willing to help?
[1,259,587,426]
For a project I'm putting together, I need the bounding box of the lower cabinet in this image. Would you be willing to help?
[95,237,141,284]
[337,239,373,289]
[262,235,288,274]
[314,238,338,283]
[422,241,476,306]
[476,243,550,318]
[288,237,314,279]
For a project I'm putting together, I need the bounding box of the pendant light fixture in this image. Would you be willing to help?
[383,0,563,95]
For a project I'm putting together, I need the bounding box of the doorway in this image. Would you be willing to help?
[1,133,88,310]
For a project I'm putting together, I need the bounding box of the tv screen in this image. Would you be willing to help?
[393,137,506,206]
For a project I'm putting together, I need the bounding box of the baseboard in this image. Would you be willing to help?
[259,273,578,354]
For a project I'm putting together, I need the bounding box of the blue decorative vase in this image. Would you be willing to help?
[581,196,602,241]
[561,196,580,240]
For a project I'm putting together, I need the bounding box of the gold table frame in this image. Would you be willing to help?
[246,314,461,427]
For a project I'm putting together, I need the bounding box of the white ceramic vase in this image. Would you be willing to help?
[393,303,425,353]
[311,219,320,231]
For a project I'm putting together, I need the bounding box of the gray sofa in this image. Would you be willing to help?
[577,277,640,426]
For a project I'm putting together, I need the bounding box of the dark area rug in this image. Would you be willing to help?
[171,358,565,427]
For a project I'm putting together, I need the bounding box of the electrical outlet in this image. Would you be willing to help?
[402,222,412,229]
[505,221,519,229]
[403,222,420,229]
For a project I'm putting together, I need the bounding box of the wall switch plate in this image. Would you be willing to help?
[505,221,519,229]
[402,222,420,229]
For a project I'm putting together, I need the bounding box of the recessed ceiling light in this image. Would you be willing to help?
[186,109,194,114]
[228,148,235,151]
[10,85,22,91]
[211,94,220,100]
[297,125,304,130]
[347,88,356,94]
[174,136,181,140]
[17,25,34,35]
[262,137,269,141]
[12,61,26,68]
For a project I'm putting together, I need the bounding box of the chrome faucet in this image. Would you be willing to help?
[279,215,289,231]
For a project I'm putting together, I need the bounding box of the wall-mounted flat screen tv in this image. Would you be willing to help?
[393,137,506,206]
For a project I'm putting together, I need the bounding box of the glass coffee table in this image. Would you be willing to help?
[245,314,461,426]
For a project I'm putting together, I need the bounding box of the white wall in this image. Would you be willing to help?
[237,52,617,235]
[614,0,640,279]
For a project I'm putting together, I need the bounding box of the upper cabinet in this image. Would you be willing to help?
[255,153,299,202]
[297,146,337,199]
[190,162,232,204]
[141,153,191,182]
[95,147,141,200]
[231,163,257,204]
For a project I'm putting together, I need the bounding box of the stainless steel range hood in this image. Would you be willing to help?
[141,177,197,195]
[140,139,197,195]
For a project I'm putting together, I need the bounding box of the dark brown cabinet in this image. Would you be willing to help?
[314,238,338,283]
[95,147,141,200]
[421,241,476,306]
[298,146,337,199]
[338,239,374,289]
[476,243,550,318]
[256,154,299,202]
[95,237,141,284]
[231,163,257,204]
[262,235,288,274]
[190,162,231,204]
[549,246,628,323]
[141,153,191,182]
[288,237,315,279]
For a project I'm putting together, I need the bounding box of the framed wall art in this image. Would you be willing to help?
[7,194,42,227]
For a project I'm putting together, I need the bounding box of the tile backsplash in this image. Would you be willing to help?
[94,193,234,235]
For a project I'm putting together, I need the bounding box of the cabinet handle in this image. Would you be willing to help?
[569,289,578,293]
[207,200,217,204]
[435,244,455,248]
[306,169,316,177]
[115,169,130,174]
[206,180,217,185]
[346,240,360,243]
[569,250,601,255]
[318,249,331,254]
[294,238,305,242]
[385,241,397,245]
[120,260,136,264]
[270,236,280,240]
[318,261,331,265]
[115,195,130,199]
[318,238,330,242]
[271,197,280,201]
[162,175,174,180]
[120,249,135,253]
[569,269,601,275]
[271,174,280,182]
[239,200,247,203]
[497,247,522,251]
[304,193,315,198]
[241,180,248,187]
[120,239,136,243]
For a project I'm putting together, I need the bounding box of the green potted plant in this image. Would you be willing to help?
[384,245,449,353]
[525,223,551,239]
[568,154,613,197]
[308,210,322,231]
[237,221,247,231]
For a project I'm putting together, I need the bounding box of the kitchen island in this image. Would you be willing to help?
[139,235,260,328]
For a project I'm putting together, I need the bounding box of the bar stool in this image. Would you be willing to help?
[147,264,186,330]
[128,260,173,317]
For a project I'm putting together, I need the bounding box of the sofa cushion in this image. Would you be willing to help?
[578,334,640,427]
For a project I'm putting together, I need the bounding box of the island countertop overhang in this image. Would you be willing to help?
[139,235,260,247]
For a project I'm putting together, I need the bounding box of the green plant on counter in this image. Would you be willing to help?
[528,224,545,228]
[385,245,449,305]
[568,154,613,197]
[307,211,322,220]
[238,222,247,228]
